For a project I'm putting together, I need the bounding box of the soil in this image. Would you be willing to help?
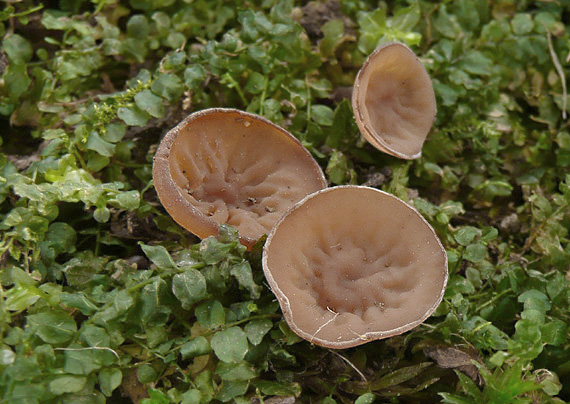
[298,0,343,38]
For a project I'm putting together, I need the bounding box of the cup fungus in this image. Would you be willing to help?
[152,108,327,248]
[262,186,447,349]
[352,42,437,159]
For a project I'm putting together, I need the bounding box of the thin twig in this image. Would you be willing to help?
[54,346,121,362]
[476,288,513,312]
[547,30,567,120]
[329,350,368,383]
[310,306,338,342]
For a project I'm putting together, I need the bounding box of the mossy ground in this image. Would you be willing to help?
[1,1,570,403]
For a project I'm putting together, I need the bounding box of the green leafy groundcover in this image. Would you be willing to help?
[1,0,570,402]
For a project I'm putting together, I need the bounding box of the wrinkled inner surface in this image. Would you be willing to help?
[358,44,435,156]
[168,113,324,240]
[303,236,415,315]
[265,188,446,344]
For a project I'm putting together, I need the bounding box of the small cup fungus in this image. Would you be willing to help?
[153,108,327,248]
[262,186,447,349]
[352,42,437,159]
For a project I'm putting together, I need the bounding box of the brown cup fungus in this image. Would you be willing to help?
[153,108,327,248]
[262,186,447,349]
[352,42,437,159]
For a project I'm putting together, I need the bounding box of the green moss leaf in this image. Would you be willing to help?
[5,285,41,312]
[137,364,158,383]
[140,243,178,270]
[244,319,272,345]
[463,243,487,263]
[244,72,265,94]
[172,268,208,309]
[311,105,334,126]
[196,299,225,330]
[518,290,551,314]
[230,261,261,299]
[211,327,248,363]
[320,20,344,58]
[85,132,116,157]
[3,65,31,100]
[114,190,140,210]
[135,89,165,118]
[93,207,110,223]
[60,292,99,315]
[151,73,183,101]
[127,15,150,39]
[63,347,105,375]
[540,320,567,346]
[181,389,202,404]
[184,65,207,88]
[199,237,234,265]
[27,311,77,344]
[49,375,87,395]
[3,34,33,64]
[216,361,257,381]
[181,336,211,359]
[355,393,376,404]
[117,105,150,126]
[99,368,122,397]
[215,380,249,402]
[511,13,533,35]
[102,123,126,143]
[454,227,482,246]
[253,380,302,397]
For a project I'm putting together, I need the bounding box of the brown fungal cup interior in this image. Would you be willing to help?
[153,108,327,247]
[353,42,437,159]
[262,186,447,349]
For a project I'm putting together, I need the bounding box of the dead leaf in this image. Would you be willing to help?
[120,368,149,404]
[251,397,295,404]
[424,345,483,386]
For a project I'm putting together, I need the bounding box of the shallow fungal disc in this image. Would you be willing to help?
[153,108,327,248]
[352,42,437,159]
[262,186,448,348]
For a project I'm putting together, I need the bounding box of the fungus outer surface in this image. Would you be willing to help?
[352,42,437,159]
[262,186,447,349]
[153,108,327,247]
